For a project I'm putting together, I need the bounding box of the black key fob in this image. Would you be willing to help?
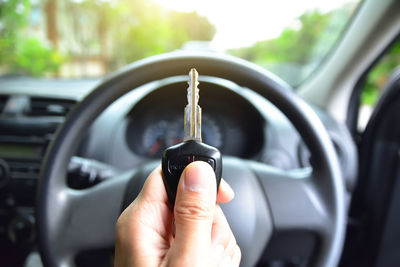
[161,140,222,209]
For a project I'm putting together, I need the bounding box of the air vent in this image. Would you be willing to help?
[27,97,76,117]
[0,95,8,114]
[8,160,41,179]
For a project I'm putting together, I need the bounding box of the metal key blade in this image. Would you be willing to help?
[184,68,202,142]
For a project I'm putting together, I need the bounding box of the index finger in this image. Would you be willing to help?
[217,178,235,203]
[139,165,169,204]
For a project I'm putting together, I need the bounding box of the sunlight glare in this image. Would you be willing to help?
[156,0,357,50]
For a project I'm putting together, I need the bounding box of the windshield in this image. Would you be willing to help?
[0,0,360,86]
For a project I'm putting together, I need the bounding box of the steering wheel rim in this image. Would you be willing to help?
[37,51,346,267]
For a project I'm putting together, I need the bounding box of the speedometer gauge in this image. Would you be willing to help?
[142,115,223,159]
[165,115,223,150]
[202,116,223,149]
[142,120,168,157]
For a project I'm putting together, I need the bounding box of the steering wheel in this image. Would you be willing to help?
[37,52,346,267]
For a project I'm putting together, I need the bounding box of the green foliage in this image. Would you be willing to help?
[10,38,64,77]
[361,41,400,106]
[62,0,215,72]
[229,8,351,85]
[108,2,188,65]
[0,0,30,65]
[107,0,215,68]
[170,11,216,41]
[230,11,331,63]
[0,0,30,37]
[0,0,64,76]
[0,0,215,77]
[0,35,63,77]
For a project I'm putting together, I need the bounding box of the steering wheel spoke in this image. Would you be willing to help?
[249,162,331,235]
[43,170,133,262]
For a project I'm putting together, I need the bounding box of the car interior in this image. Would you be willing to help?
[0,0,399,266]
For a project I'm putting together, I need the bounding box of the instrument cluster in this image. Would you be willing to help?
[126,80,265,160]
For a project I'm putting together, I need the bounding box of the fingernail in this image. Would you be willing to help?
[182,161,215,193]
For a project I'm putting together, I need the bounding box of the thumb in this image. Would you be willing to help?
[173,161,217,256]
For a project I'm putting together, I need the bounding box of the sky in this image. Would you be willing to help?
[156,0,358,50]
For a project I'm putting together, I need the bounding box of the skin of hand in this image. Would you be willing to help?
[114,161,241,267]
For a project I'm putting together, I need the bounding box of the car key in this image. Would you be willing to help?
[162,68,222,209]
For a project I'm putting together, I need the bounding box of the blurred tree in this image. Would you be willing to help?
[170,11,216,41]
[229,8,350,85]
[229,11,330,64]
[0,0,30,66]
[0,0,215,77]
[229,5,400,103]
[45,0,58,48]
[11,38,63,76]
[60,0,215,74]
[361,41,400,106]
[0,0,63,76]
[104,0,215,70]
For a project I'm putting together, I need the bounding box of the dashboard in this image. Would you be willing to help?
[0,76,357,266]
[126,80,264,159]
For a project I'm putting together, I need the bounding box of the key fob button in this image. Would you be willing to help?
[194,156,215,170]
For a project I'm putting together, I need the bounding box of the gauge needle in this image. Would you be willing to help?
[149,140,163,156]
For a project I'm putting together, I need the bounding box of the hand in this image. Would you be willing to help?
[114,161,241,267]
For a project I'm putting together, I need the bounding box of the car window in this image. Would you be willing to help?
[357,40,400,131]
[0,0,360,87]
